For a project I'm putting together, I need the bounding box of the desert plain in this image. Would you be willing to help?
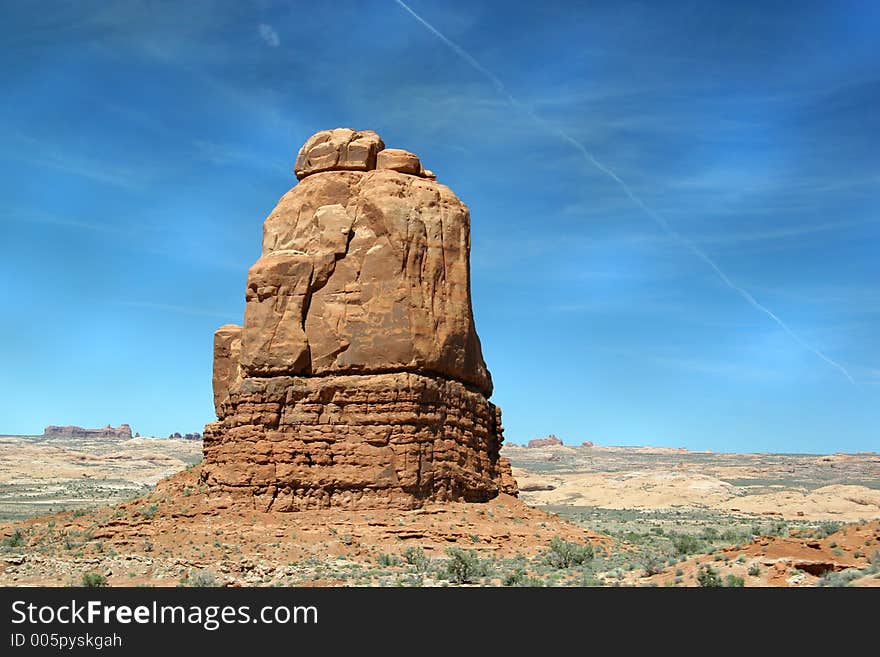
[1,433,877,588]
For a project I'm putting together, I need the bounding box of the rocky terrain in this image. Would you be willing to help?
[506,444,880,521]
[0,465,600,587]
[1,439,878,585]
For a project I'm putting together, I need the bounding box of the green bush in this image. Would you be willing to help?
[701,527,719,541]
[377,553,399,567]
[671,533,703,556]
[502,568,543,587]
[545,537,593,569]
[402,546,428,572]
[817,521,842,538]
[697,565,722,587]
[2,529,25,548]
[81,573,108,587]
[445,548,485,584]
[724,574,745,587]
[748,563,761,577]
[185,569,218,587]
[767,521,788,537]
[642,553,665,577]
[817,568,863,587]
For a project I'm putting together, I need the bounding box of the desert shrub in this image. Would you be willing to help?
[502,568,544,587]
[139,504,158,519]
[2,529,25,548]
[768,521,788,537]
[722,529,749,543]
[671,533,703,556]
[186,569,218,587]
[867,550,880,573]
[403,546,428,571]
[545,536,593,569]
[445,548,485,584]
[748,563,761,577]
[817,521,842,538]
[697,565,722,587]
[642,553,665,577]
[377,553,399,567]
[724,574,745,587]
[400,574,423,587]
[817,568,863,587]
[82,573,108,587]
[701,527,719,541]
[578,572,603,587]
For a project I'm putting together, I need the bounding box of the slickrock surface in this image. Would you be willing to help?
[203,128,516,510]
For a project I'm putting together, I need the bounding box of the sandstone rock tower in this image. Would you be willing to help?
[202,128,516,510]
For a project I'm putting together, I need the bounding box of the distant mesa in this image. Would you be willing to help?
[168,432,202,441]
[527,435,564,449]
[582,440,594,448]
[42,424,132,439]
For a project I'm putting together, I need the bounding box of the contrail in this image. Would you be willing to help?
[393,0,855,384]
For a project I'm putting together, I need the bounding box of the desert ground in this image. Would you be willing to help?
[1,436,878,587]
[0,434,202,520]
[507,444,880,521]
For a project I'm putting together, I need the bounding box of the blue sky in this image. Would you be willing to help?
[1,1,878,452]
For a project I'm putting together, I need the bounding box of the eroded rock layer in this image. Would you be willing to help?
[203,128,516,509]
[203,372,516,510]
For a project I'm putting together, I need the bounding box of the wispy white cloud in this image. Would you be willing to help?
[258,23,279,48]
[1,132,148,190]
[110,300,234,319]
[649,355,784,381]
[191,140,288,174]
[9,211,127,234]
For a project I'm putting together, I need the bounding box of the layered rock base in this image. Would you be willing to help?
[203,372,515,510]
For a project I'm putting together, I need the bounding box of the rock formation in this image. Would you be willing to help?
[168,432,202,441]
[202,128,517,510]
[43,424,133,439]
[527,435,564,448]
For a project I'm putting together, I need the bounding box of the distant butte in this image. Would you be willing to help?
[527,435,564,448]
[42,424,133,439]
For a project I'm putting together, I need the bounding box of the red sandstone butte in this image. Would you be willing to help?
[202,128,517,510]
[527,435,564,448]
